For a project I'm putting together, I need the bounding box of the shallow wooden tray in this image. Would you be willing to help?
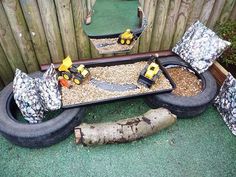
[60,56,175,108]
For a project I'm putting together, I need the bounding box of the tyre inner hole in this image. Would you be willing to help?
[165,65,203,97]
[9,94,63,124]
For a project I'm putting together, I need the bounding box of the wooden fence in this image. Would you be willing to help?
[0,0,235,89]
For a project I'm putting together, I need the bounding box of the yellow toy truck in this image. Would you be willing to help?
[58,56,90,85]
[117,29,137,45]
[138,55,162,88]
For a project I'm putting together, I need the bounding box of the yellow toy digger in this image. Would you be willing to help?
[117,29,137,45]
[58,56,90,85]
[138,55,162,88]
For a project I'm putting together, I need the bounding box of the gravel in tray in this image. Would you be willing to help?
[166,67,202,96]
[62,62,172,106]
[90,38,136,54]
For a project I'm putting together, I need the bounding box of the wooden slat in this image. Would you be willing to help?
[0,44,14,85]
[139,0,158,52]
[160,0,181,50]
[210,61,228,86]
[91,0,96,7]
[129,38,140,54]
[20,0,51,65]
[72,0,91,59]
[2,0,39,73]
[139,0,145,8]
[229,2,236,20]
[218,0,236,24]
[171,0,193,46]
[199,0,216,25]
[0,2,26,72]
[186,0,204,28]
[90,41,103,58]
[55,0,78,61]
[37,0,64,63]
[150,0,170,51]
[0,78,5,91]
[207,0,226,29]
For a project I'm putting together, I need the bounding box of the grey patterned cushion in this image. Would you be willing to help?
[13,64,61,124]
[214,73,236,135]
[172,21,231,73]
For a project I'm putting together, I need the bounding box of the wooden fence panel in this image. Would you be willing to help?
[0,78,4,91]
[186,0,204,28]
[20,0,51,65]
[2,0,39,73]
[171,0,193,46]
[55,0,78,61]
[37,0,64,63]
[199,0,216,25]
[150,0,170,51]
[72,0,91,59]
[0,2,26,72]
[219,0,236,24]
[207,0,226,29]
[0,44,14,85]
[230,2,236,20]
[160,0,181,50]
[139,0,158,52]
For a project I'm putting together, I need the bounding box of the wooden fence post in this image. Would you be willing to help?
[171,0,193,47]
[0,78,4,90]
[20,0,51,65]
[230,2,236,20]
[2,0,39,73]
[37,0,64,63]
[139,0,158,53]
[0,2,26,72]
[218,0,236,24]
[199,0,216,25]
[55,0,78,61]
[0,44,14,85]
[186,0,204,28]
[207,0,226,29]
[72,0,91,59]
[160,0,181,50]
[150,0,170,51]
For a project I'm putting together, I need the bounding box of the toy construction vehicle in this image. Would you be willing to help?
[58,56,90,85]
[138,56,162,88]
[117,29,137,45]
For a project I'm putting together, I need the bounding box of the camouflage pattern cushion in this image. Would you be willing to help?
[172,21,231,73]
[214,73,236,135]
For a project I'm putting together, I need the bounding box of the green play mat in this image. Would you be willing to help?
[83,0,140,37]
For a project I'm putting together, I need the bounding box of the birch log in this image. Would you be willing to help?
[75,108,177,146]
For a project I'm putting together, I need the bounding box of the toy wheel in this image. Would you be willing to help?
[121,39,125,44]
[126,39,131,45]
[73,78,81,85]
[73,74,83,85]
[62,72,72,80]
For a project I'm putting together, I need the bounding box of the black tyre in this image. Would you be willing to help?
[0,71,85,148]
[145,56,218,118]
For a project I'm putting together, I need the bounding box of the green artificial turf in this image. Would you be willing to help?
[83,0,139,36]
[0,98,236,177]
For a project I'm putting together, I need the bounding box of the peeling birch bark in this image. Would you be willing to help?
[75,108,177,146]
